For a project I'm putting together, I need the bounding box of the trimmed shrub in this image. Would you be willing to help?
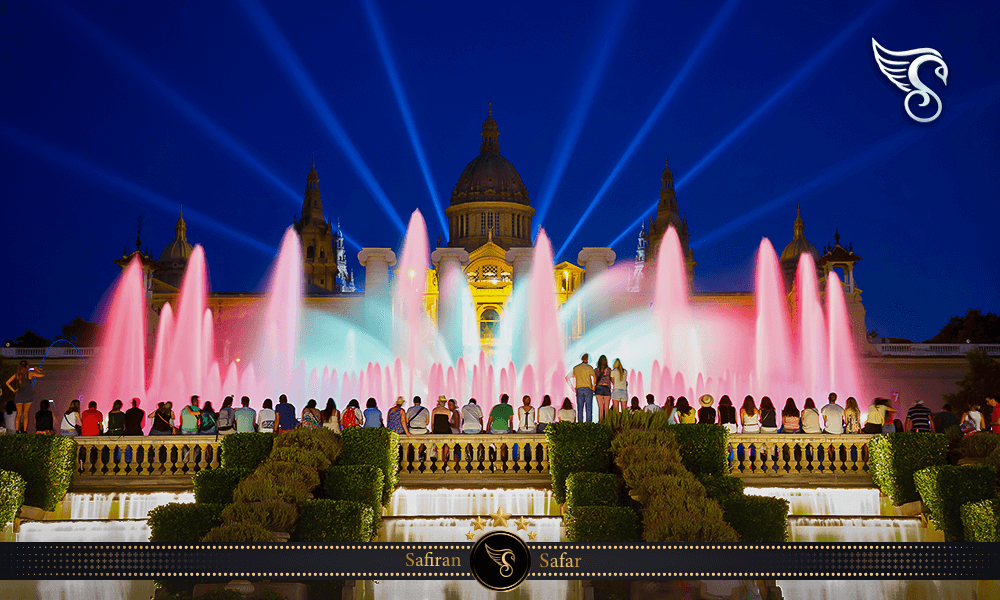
[698,474,746,502]
[324,465,383,539]
[339,427,399,506]
[959,433,1000,458]
[219,432,274,471]
[201,522,276,544]
[192,468,251,505]
[232,476,308,505]
[272,428,342,463]
[221,500,298,532]
[257,460,321,492]
[148,503,225,544]
[944,425,964,445]
[663,424,729,476]
[0,434,76,511]
[0,470,26,526]
[987,446,1000,472]
[719,495,790,543]
[565,472,619,509]
[869,433,948,506]
[644,495,740,543]
[268,446,332,472]
[293,499,374,543]
[546,422,614,504]
[914,465,997,541]
[961,499,1000,542]
[564,506,640,542]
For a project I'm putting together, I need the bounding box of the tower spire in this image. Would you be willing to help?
[480,103,499,154]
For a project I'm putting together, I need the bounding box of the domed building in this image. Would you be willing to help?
[156,208,194,290]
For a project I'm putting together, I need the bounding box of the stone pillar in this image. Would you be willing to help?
[431,247,470,359]
[358,248,397,342]
[505,247,534,285]
[578,248,617,327]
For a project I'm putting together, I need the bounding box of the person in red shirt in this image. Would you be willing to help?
[80,401,104,436]
[987,395,1000,434]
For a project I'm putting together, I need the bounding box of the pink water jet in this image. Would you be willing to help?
[753,238,793,395]
[796,253,829,397]
[90,256,147,405]
[827,272,862,401]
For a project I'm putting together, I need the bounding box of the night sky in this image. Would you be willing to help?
[2,0,998,345]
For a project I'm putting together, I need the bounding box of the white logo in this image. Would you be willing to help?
[872,38,948,123]
[485,544,515,578]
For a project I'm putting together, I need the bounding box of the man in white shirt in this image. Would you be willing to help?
[821,392,845,434]
[461,398,483,434]
[644,394,661,413]
[406,396,429,435]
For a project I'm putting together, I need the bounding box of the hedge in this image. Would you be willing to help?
[232,476,308,505]
[546,422,614,504]
[988,446,1000,472]
[201,522,276,543]
[324,465,384,539]
[961,499,1000,542]
[698,474,746,502]
[221,500,298,532]
[293,499,374,543]
[272,428,342,463]
[192,468,252,505]
[869,433,948,506]
[0,435,76,511]
[564,506,640,542]
[719,495,790,543]
[663,424,729,476]
[959,433,1000,458]
[0,470,26,526]
[339,428,399,506]
[914,465,997,541]
[219,432,274,471]
[257,460,321,493]
[565,472,619,509]
[269,446,332,472]
[148,503,225,543]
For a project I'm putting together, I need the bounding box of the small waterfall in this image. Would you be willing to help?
[387,488,557,516]
[34,580,157,600]
[119,492,194,519]
[788,516,924,542]
[744,487,881,516]
[777,580,982,600]
[17,520,150,543]
[381,516,562,543]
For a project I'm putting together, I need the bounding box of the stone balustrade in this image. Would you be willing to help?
[71,436,221,491]
[727,434,874,485]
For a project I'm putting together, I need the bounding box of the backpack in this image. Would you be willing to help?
[199,411,217,432]
[341,407,360,428]
[216,407,234,430]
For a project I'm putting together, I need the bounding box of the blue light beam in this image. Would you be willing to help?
[606,0,889,249]
[533,0,632,234]
[239,0,407,235]
[51,2,301,207]
[361,0,448,241]
[556,0,742,259]
[0,124,276,256]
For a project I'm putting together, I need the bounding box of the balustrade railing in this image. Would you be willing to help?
[73,436,220,478]
[397,434,548,479]
[727,434,873,482]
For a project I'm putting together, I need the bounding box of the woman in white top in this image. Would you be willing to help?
[517,395,537,433]
[536,395,556,433]
[60,399,81,436]
[610,359,628,416]
[740,395,760,433]
[962,402,984,433]
[258,398,277,433]
[800,397,822,434]
[557,398,577,422]
[321,398,341,433]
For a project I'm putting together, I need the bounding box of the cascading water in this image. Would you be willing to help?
[387,488,557,516]
[745,487,881,516]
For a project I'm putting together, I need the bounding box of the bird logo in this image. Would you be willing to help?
[872,38,948,123]
[485,544,515,578]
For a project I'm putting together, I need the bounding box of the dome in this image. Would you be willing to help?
[450,105,530,206]
[780,207,818,263]
[159,208,193,262]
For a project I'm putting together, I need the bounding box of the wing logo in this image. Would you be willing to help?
[485,544,515,578]
[872,38,948,123]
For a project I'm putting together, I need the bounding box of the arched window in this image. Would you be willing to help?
[306,246,315,260]
[480,308,500,340]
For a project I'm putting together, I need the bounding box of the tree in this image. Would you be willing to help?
[927,309,1000,343]
[943,349,1000,413]
[4,330,52,348]
[60,317,101,346]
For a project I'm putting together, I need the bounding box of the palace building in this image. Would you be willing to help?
[117,106,869,359]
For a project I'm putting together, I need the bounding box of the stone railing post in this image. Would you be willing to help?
[357,248,397,341]
[431,248,470,359]
[577,248,616,324]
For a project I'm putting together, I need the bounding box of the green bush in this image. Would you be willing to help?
[961,498,1000,542]
[564,506,640,542]
[0,435,76,511]
[268,446,332,472]
[644,494,740,543]
[663,424,730,476]
[293,499,374,543]
[719,495,790,543]
[221,500,299,532]
[324,465,383,539]
[959,433,1000,458]
[869,433,948,506]
[339,427,399,506]
[987,446,1000,472]
[944,425,964,445]
[148,503,225,543]
[257,460,321,492]
[0,469,26,526]
[219,432,274,471]
[232,476,308,505]
[546,422,614,504]
[192,468,251,505]
[565,472,619,509]
[201,522,276,544]
[698,474,746,501]
[914,465,997,541]
[272,428,342,463]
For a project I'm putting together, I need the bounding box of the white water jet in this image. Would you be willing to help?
[17,520,150,543]
[387,488,557,516]
[787,516,923,542]
[776,580,982,600]
[745,487,881,516]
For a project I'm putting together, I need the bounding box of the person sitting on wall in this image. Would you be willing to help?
[462,398,484,434]
[123,398,145,436]
[644,394,661,413]
[273,394,296,432]
[34,399,54,434]
[80,401,103,436]
[406,396,430,435]
[536,396,555,433]
[234,396,257,433]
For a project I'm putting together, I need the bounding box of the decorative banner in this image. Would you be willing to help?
[1,543,996,583]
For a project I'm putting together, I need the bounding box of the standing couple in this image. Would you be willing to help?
[566,353,627,422]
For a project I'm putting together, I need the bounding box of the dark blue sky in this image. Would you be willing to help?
[2,0,998,344]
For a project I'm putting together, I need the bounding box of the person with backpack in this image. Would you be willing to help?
[198,401,218,435]
[340,399,363,429]
[216,396,235,435]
